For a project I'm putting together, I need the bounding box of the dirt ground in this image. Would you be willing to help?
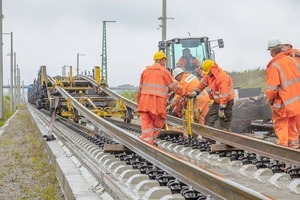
[0,108,64,200]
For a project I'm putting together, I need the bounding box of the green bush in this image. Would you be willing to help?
[118,90,137,102]
[228,67,266,89]
[0,95,14,127]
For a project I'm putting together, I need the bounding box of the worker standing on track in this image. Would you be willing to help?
[137,51,184,144]
[169,67,209,124]
[281,39,300,142]
[176,48,201,72]
[186,59,235,131]
[265,38,300,148]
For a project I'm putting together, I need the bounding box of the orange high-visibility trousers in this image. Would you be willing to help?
[273,115,299,146]
[196,93,210,125]
[139,112,165,144]
[296,114,300,135]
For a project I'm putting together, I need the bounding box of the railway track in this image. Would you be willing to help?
[97,82,300,167]
[27,84,300,199]
[26,69,300,199]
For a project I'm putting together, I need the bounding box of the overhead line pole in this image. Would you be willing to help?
[162,0,167,41]
[0,0,3,119]
[76,53,85,75]
[158,0,174,41]
[9,32,13,111]
[2,32,14,111]
[101,20,115,85]
[3,32,14,112]
[17,65,20,105]
[13,52,16,110]
[22,80,24,102]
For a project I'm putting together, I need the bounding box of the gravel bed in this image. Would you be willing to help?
[0,108,64,200]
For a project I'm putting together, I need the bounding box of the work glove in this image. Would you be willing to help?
[186,91,197,99]
[166,105,171,111]
[167,99,177,110]
[218,109,226,119]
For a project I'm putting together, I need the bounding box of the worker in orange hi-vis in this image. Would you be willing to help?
[265,38,300,148]
[194,66,210,124]
[168,67,209,124]
[186,59,235,131]
[176,48,201,72]
[281,39,300,147]
[137,51,185,144]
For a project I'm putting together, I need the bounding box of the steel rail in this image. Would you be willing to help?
[54,75,300,167]
[54,86,270,200]
[47,75,55,85]
[29,105,133,199]
[167,115,300,166]
[77,75,99,87]
[77,75,138,109]
[100,86,137,109]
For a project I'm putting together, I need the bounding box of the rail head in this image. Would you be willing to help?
[55,84,300,167]
[54,85,300,167]
[167,115,300,166]
[53,85,271,199]
[76,75,138,110]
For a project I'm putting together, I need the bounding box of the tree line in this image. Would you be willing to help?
[228,67,266,89]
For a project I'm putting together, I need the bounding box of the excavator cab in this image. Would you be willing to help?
[158,37,224,75]
[158,37,224,130]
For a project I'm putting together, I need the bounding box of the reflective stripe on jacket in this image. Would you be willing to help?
[197,64,235,108]
[266,52,300,118]
[179,73,199,94]
[137,63,184,116]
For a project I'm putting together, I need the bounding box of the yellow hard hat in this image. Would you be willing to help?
[202,59,215,75]
[153,51,167,60]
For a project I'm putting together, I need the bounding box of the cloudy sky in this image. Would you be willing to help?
[2,0,300,87]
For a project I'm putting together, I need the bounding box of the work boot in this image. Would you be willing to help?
[46,134,56,141]
[139,135,154,145]
[289,140,300,149]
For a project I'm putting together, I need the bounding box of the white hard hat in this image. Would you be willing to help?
[172,68,184,78]
[267,38,282,50]
[281,39,293,48]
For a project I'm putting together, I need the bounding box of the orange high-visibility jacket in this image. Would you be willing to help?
[137,63,184,117]
[177,57,200,69]
[265,52,300,118]
[172,73,199,102]
[196,64,235,108]
[285,48,300,64]
[179,73,199,94]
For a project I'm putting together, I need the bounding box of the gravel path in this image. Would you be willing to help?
[0,108,64,200]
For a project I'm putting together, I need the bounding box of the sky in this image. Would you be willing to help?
[2,0,300,87]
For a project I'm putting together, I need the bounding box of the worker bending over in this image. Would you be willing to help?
[266,39,300,148]
[187,59,235,131]
[137,51,184,144]
[169,67,209,124]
